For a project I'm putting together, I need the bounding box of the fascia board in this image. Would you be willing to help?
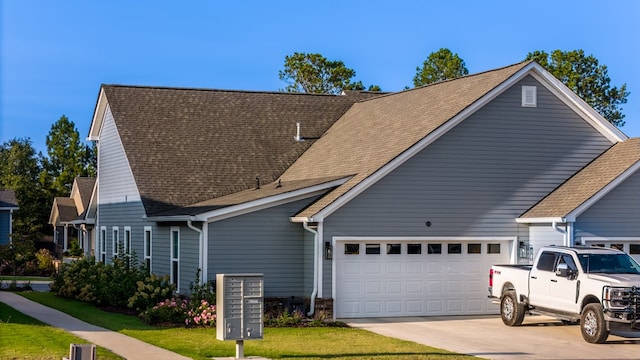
[527,69,627,143]
[313,63,540,221]
[88,87,107,141]
[565,160,640,221]
[333,236,517,241]
[515,217,566,224]
[146,178,348,223]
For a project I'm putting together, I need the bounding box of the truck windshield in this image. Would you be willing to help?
[577,253,640,274]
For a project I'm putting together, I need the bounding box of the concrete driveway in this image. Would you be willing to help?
[347,314,640,359]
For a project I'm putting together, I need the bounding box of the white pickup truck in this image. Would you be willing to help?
[489,246,640,343]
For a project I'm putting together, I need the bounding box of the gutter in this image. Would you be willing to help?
[187,219,204,284]
[303,222,318,317]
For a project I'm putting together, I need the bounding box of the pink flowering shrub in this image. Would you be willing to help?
[140,297,217,327]
[185,300,217,327]
[140,297,188,325]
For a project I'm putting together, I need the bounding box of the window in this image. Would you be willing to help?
[344,243,359,255]
[427,244,442,254]
[468,243,481,254]
[144,226,152,272]
[630,244,640,254]
[488,243,501,254]
[112,227,119,258]
[407,244,422,254]
[124,226,131,256]
[611,244,624,251]
[537,251,556,272]
[171,227,180,291]
[100,227,107,263]
[386,244,401,254]
[366,244,380,255]
[448,243,462,254]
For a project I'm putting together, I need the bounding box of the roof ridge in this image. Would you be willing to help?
[356,60,533,103]
[101,84,358,97]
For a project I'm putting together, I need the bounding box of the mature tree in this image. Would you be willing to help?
[413,48,469,87]
[0,138,49,236]
[279,52,363,95]
[41,115,96,198]
[344,81,382,92]
[526,50,629,127]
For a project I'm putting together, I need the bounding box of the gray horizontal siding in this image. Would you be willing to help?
[575,170,640,238]
[321,76,613,296]
[98,201,152,266]
[207,197,315,297]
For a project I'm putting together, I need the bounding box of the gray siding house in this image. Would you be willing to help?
[87,61,640,318]
[0,190,18,245]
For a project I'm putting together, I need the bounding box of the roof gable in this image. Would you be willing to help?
[285,61,626,221]
[518,138,640,222]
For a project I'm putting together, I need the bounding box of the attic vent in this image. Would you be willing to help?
[522,86,537,107]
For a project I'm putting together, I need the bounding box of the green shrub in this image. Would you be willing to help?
[128,273,175,313]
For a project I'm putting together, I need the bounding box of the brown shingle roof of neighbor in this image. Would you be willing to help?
[283,61,533,219]
[53,197,78,223]
[102,86,378,215]
[0,190,18,208]
[520,138,640,219]
[75,177,96,210]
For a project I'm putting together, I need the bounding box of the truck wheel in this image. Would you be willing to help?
[500,290,525,326]
[580,303,609,343]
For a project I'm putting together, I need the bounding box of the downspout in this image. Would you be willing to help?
[552,221,568,246]
[303,221,318,317]
[187,219,204,285]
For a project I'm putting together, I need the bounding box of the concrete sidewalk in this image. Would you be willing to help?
[0,291,191,360]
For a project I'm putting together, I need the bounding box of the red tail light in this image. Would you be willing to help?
[489,268,494,287]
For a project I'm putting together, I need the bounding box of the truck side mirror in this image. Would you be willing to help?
[555,263,570,277]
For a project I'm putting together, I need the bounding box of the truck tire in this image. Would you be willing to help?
[500,290,525,326]
[580,303,609,344]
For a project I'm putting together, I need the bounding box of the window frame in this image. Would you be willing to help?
[100,227,107,263]
[144,226,152,272]
[112,227,119,258]
[124,226,132,256]
[170,227,180,291]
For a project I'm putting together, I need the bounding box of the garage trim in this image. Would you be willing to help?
[332,236,517,318]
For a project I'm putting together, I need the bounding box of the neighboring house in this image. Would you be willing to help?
[49,177,96,257]
[86,60,640,319]
[0,190,18,245]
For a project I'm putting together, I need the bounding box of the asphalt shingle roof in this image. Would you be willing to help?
[520,138,640,219]
[102,86,376,215]
[52,197,78,223]
[0,190,18,208]
[281,61,532,219]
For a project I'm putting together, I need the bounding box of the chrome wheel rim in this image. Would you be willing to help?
[583,310,597,336]
[503,297,514,320]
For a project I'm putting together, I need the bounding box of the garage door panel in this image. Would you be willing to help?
[336,240,510,318]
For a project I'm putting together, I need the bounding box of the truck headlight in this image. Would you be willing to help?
[604,287,633,310]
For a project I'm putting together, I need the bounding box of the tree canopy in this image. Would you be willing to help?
[279,52,379,94]
[526,49,629,127]
[0,138,49,236]
[41,115,96,198]
[413,48,469,87]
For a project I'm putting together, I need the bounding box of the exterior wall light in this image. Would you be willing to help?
[324,241,333,260]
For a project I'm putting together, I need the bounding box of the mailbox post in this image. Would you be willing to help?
[216,274,264,359]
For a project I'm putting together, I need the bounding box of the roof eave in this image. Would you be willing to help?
[88,87,107,141]
[515,217,567,224]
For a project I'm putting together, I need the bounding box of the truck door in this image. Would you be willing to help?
[549,253,580,313]
[528,251,556,308]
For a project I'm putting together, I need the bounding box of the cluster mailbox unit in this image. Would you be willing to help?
[216,273,264,358]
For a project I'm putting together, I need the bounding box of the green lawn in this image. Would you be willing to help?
[20,292,481,360]
[0,302,123,360]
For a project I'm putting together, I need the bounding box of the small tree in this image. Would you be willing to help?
[414,48,469,87]
[279,52,360,95]
[526,49,629,127]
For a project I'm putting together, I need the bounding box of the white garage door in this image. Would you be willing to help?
[335,240,511,318]
[583,240,640,264]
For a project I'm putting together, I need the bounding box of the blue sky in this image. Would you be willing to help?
[2,1,639,154]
